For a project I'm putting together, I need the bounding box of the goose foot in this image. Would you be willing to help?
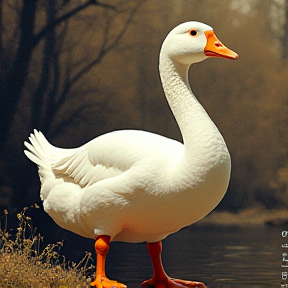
[142,241,206,288]
[141,277,206,288]
[91,235,127,288]
[90,276,127,288]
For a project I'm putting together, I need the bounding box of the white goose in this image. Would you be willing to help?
[24,21,238,288]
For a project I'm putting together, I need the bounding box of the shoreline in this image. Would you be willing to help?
[196,207,288,226]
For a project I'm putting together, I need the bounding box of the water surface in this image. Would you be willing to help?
[102,225,284,288]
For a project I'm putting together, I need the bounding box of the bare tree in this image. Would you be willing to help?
[0,0,144,210]
[0,0,139,153]
[27,0,144,140]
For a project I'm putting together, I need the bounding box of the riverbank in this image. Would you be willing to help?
[198,207,288,226]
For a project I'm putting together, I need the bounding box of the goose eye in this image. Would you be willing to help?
[189,29,198,37]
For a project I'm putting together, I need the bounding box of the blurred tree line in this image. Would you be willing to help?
[1,0,288,215]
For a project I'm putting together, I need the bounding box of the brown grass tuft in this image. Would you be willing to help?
[0,205,94,288]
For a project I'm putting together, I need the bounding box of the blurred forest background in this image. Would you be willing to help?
[1,0,288,234]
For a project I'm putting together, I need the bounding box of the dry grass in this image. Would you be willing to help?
[0,205,94,288]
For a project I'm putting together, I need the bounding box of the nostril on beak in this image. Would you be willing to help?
[215,42,222,48]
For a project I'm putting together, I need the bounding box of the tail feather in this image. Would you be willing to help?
[24,130,52,169]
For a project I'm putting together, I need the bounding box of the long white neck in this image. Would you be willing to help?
[159,52,220,160]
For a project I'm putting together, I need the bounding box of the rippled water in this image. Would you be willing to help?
[100,225,284,288]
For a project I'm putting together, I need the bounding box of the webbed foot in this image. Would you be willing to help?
[141,277,206,288]
[91,235,127,288]
[143,241,206,288]
[90,276,127,288]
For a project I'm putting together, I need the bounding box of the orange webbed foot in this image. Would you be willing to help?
[171,278,206,288]
[141,277,206,288]
[90,276,127,288]
[143,241,206,288]
[91,235,127,288]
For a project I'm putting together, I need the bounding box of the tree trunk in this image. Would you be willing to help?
[282,0,288,59]
[31,0,57,133]
[0,1,37,152]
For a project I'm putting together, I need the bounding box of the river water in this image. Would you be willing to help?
[99,225,284,288]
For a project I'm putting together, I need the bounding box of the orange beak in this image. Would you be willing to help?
[204,30,239,60]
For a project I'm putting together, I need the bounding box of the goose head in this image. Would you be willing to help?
[161,21,239,65]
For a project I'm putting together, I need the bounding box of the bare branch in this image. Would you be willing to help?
[68,0,145,88]
[49,101,105,139]
[33,0,116,46]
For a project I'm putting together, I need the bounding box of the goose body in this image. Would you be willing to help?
[25,21,238,288]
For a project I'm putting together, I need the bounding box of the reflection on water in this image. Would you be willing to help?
[102,225,283,288]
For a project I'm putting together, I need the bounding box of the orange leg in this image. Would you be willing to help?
[141,241,206,288]
[90,235,126,288]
